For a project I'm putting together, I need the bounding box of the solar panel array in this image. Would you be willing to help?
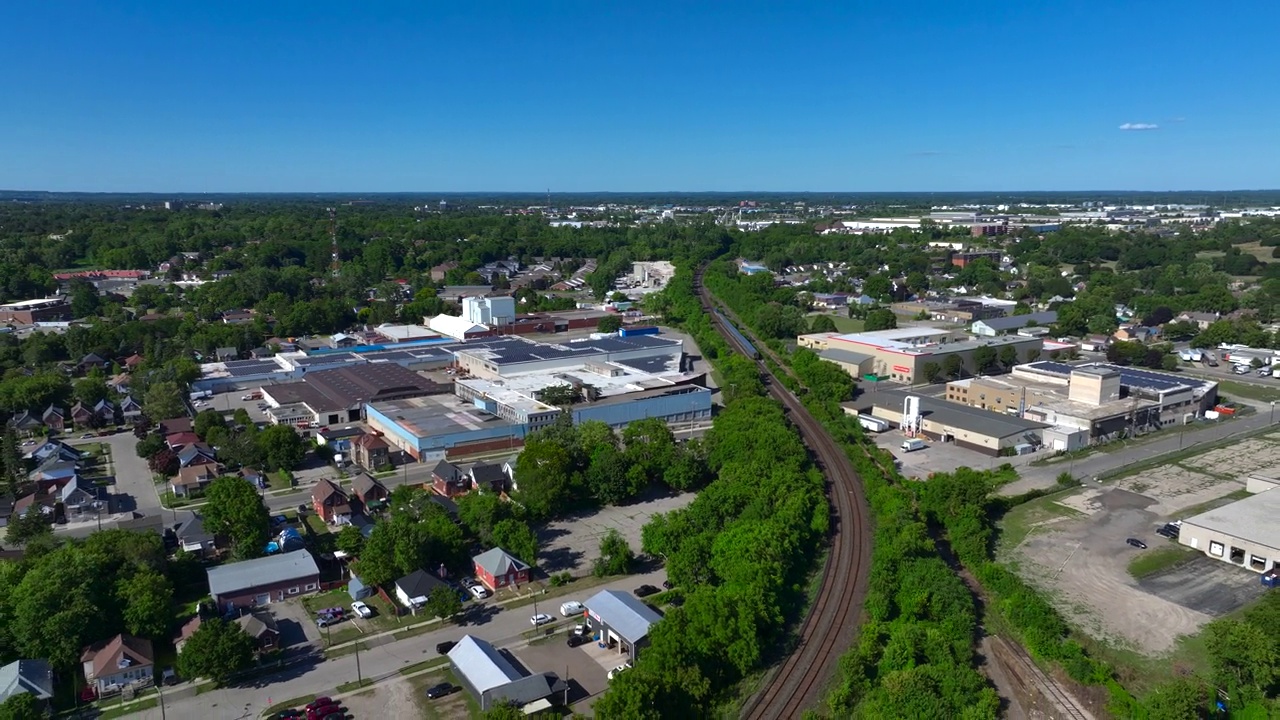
[1024,361,1209,393]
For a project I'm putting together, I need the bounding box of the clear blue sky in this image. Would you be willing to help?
[2,1,1276,192]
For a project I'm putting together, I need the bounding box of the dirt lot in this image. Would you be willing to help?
[1000,433,1280,656]
[538,492,695,574]
[341,676,454,719]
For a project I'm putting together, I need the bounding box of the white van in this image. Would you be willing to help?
[560,600,585,617]
[901,438,926,452]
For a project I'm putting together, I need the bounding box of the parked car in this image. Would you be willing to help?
[460,577,478,588]
[567,634,590,648]
[559,600,584,617]
[306,705,339,720]
[271,710,302,719]
[572,623,588,636]
[322,714,344,720]
[351,601,373,618]
[530,613,553,627]
[608,664,632,680]
[305,697,333,711]
[634,584,659,597]
[316,615,341,628]
[1126,538,1148,549]
[468,585,489,600]
[319,607,344,617]
[436,640,456,654]
[80,433,94,439]
[426,683,458,699]
[661,580,673,590]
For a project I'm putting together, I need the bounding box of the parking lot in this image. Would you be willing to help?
[538,492,696,574]
[870,428,1015,479]
[1001,432,1280,655]
[513,628,610,702]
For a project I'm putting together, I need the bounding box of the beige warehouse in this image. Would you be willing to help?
[1178,488,1280,574]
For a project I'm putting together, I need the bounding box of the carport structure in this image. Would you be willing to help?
[583,589,662,663]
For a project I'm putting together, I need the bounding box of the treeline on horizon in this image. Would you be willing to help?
[4,189,1280,207]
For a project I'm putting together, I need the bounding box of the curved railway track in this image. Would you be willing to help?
[695,270,873,720]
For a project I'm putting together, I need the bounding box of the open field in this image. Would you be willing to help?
[998,432,1280,687]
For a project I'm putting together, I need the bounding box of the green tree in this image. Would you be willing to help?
[5,510,52,547]
[456,493,513,543]
[176,618,255,686]
[1141,678,1210,720]
[142,381,184,421]
[920,361,942,384]
[0,691,44,720]
[863,308,897,332]
[257,424,306,471]
[425,586,462,621]
[998,345,1019,368]
[943,354,964,379]
[336,525,365,557]
[1,427,22,498]
[117,570,174,639]
[594,529,635,577]
[202,476,269,560]
[491,519,538,567]
[597,315,623,333]
[193,409,227,440]
[973,346,998,374]
[808,314,837,333]
[481,703,528,720]
[73,375,110,406]
[512,439,579,519]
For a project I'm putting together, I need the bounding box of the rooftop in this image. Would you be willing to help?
[448,635,523,694]
[868,390,1049,438]
[1018,361,1215,396]
[0,298,66,309]
[585,589,663,644]
[951,375,1154,421]
[1182,488,1280,551]
[368,395,515,439]
[456,334,681,369]
[206,551,319,597]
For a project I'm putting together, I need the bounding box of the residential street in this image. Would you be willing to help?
[129,567,670,720]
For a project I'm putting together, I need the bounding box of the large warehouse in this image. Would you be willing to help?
[261,363,449,428]
[853,390,1048,456]
[798,328,1043,384]
[1179,487,1280,574]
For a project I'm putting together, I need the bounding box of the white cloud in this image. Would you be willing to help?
[1119,122,1159,131]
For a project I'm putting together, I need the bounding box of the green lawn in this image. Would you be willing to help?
[995,491,1084,552]
[1126,545,1197,579]
[829,316,865,333]
[303,513,330,535]
[1217,379,1280,403]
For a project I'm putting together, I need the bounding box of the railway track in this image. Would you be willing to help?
[993,636,1095,720]
[695,270,873,720]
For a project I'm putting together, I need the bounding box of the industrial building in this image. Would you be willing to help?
[262,363,449,428]
[799,328,1043,384]
[942,361,1218,448]
[364,334,708,461]
[853,391,1048,456]
[1179,487,1280,574]
[971,311,1058,337]
[0,298,70,324]
[447,635,568,712]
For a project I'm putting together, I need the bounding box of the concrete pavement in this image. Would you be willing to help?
[1000,404,1278,496]
[130,567,670,720]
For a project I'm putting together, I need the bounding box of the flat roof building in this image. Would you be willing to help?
[262,363,448,428]
[206,551,321,612]
[0,298,70,324]
[799,329,1043,384]
[856,390,1049,456]
[1179,488,1280,574]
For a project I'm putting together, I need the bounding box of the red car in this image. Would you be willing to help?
[305,698,332,710]
[306,705,339,720]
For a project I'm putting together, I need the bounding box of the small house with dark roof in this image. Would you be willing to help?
[0,659,54,706]
[76,353,110,374]
[8,410,41,436]
[119,395,142,419]
[351,473,389,510]
[122,354,144,370]
[311,479,351,525]
[215,346,239,362]
[431,460,469,497]
[41,405,65,432]
[80,634,154,695]
[470,463,509,495]
[172,464,219,498]
[69,401,94,427]
[178,443,217,468]
[92,398,115,422]
[157,417,192,435]
[235,611,280,653]
[394,569,448,609]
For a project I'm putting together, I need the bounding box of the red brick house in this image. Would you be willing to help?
[351,473,389,511]
[472,547,531,591]
[311,479,351,525]
[430,460,469,497]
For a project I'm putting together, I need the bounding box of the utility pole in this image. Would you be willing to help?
[355,639,362,685]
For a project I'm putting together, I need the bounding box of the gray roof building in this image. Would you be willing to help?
[473,547,530,578]
[0,659,53,702]
[207,551,320,600]
[447,635,565,710]
[972,311,1059,334]
[585,589,663,645]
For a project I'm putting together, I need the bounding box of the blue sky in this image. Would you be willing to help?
[1,1,1276,192]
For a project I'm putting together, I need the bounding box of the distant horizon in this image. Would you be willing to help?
[4,189,1280,198]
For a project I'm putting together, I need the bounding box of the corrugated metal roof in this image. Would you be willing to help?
[584,589,662,644]
[207,551,319,598]
[448,635,523,693]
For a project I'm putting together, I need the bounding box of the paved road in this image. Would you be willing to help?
[1001,403,1278,496]
[131,567,670,720]
[68,431,161,513]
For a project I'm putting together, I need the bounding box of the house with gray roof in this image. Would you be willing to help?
[0,659,53,705]
[584,589,663,662]
[971,311,1058,337]
[206,551,320,612]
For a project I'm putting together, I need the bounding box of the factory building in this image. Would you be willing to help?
[799,328,1043,384]
[1179,487,1280,574]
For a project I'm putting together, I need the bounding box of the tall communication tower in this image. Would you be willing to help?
[328,207,339,277]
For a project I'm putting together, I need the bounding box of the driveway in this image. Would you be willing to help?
[68,431,159,514]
